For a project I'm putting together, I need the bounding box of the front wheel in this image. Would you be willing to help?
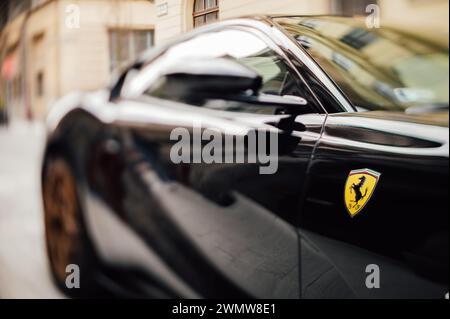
[42,155,101,297]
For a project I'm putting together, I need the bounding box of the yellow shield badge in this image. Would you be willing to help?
[344,169,381,218]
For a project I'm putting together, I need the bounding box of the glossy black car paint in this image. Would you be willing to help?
[301,112,449,298]
[42,16,449,299]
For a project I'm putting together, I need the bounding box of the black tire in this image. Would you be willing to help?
[42,153,103,298]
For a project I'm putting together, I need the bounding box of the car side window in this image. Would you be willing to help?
[130,28,318,114]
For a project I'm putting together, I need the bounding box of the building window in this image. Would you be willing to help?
[193,0,219,28]
[36,71,44,97]
[109,29,154,72]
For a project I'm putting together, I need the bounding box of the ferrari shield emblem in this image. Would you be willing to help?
[344,169,381,218]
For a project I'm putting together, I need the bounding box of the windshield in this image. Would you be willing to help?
[275,17,449,112]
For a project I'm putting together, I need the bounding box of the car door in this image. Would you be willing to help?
[115,25,330,298]
[297,112,449,299]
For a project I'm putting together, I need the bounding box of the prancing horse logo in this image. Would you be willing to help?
[351,176,368,207]
[344,169,381,218]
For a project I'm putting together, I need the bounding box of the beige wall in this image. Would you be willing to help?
[25,1,59,119]
[3,14,27,49]
[155,0,334,43]
[155,0,185,44]
[219,0,331,19]
[58,0,155,96]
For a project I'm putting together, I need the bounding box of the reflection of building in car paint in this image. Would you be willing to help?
[276,16,449,111]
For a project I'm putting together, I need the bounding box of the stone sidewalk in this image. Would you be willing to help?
[0,121,63,298]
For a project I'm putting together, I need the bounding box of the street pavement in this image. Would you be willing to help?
[0,121,64,299]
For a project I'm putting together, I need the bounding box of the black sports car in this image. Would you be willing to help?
[42,16,449,299]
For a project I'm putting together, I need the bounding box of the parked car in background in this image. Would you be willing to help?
[41,16,448,299]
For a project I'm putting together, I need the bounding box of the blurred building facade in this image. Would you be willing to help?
[0,0,155,120]
[0,0,448,120]
[153,0,449,44]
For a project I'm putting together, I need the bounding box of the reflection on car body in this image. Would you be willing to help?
[42,15,449,299]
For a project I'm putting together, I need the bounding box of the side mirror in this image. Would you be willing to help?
[151,57,263,100]
[150,57,308,111]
